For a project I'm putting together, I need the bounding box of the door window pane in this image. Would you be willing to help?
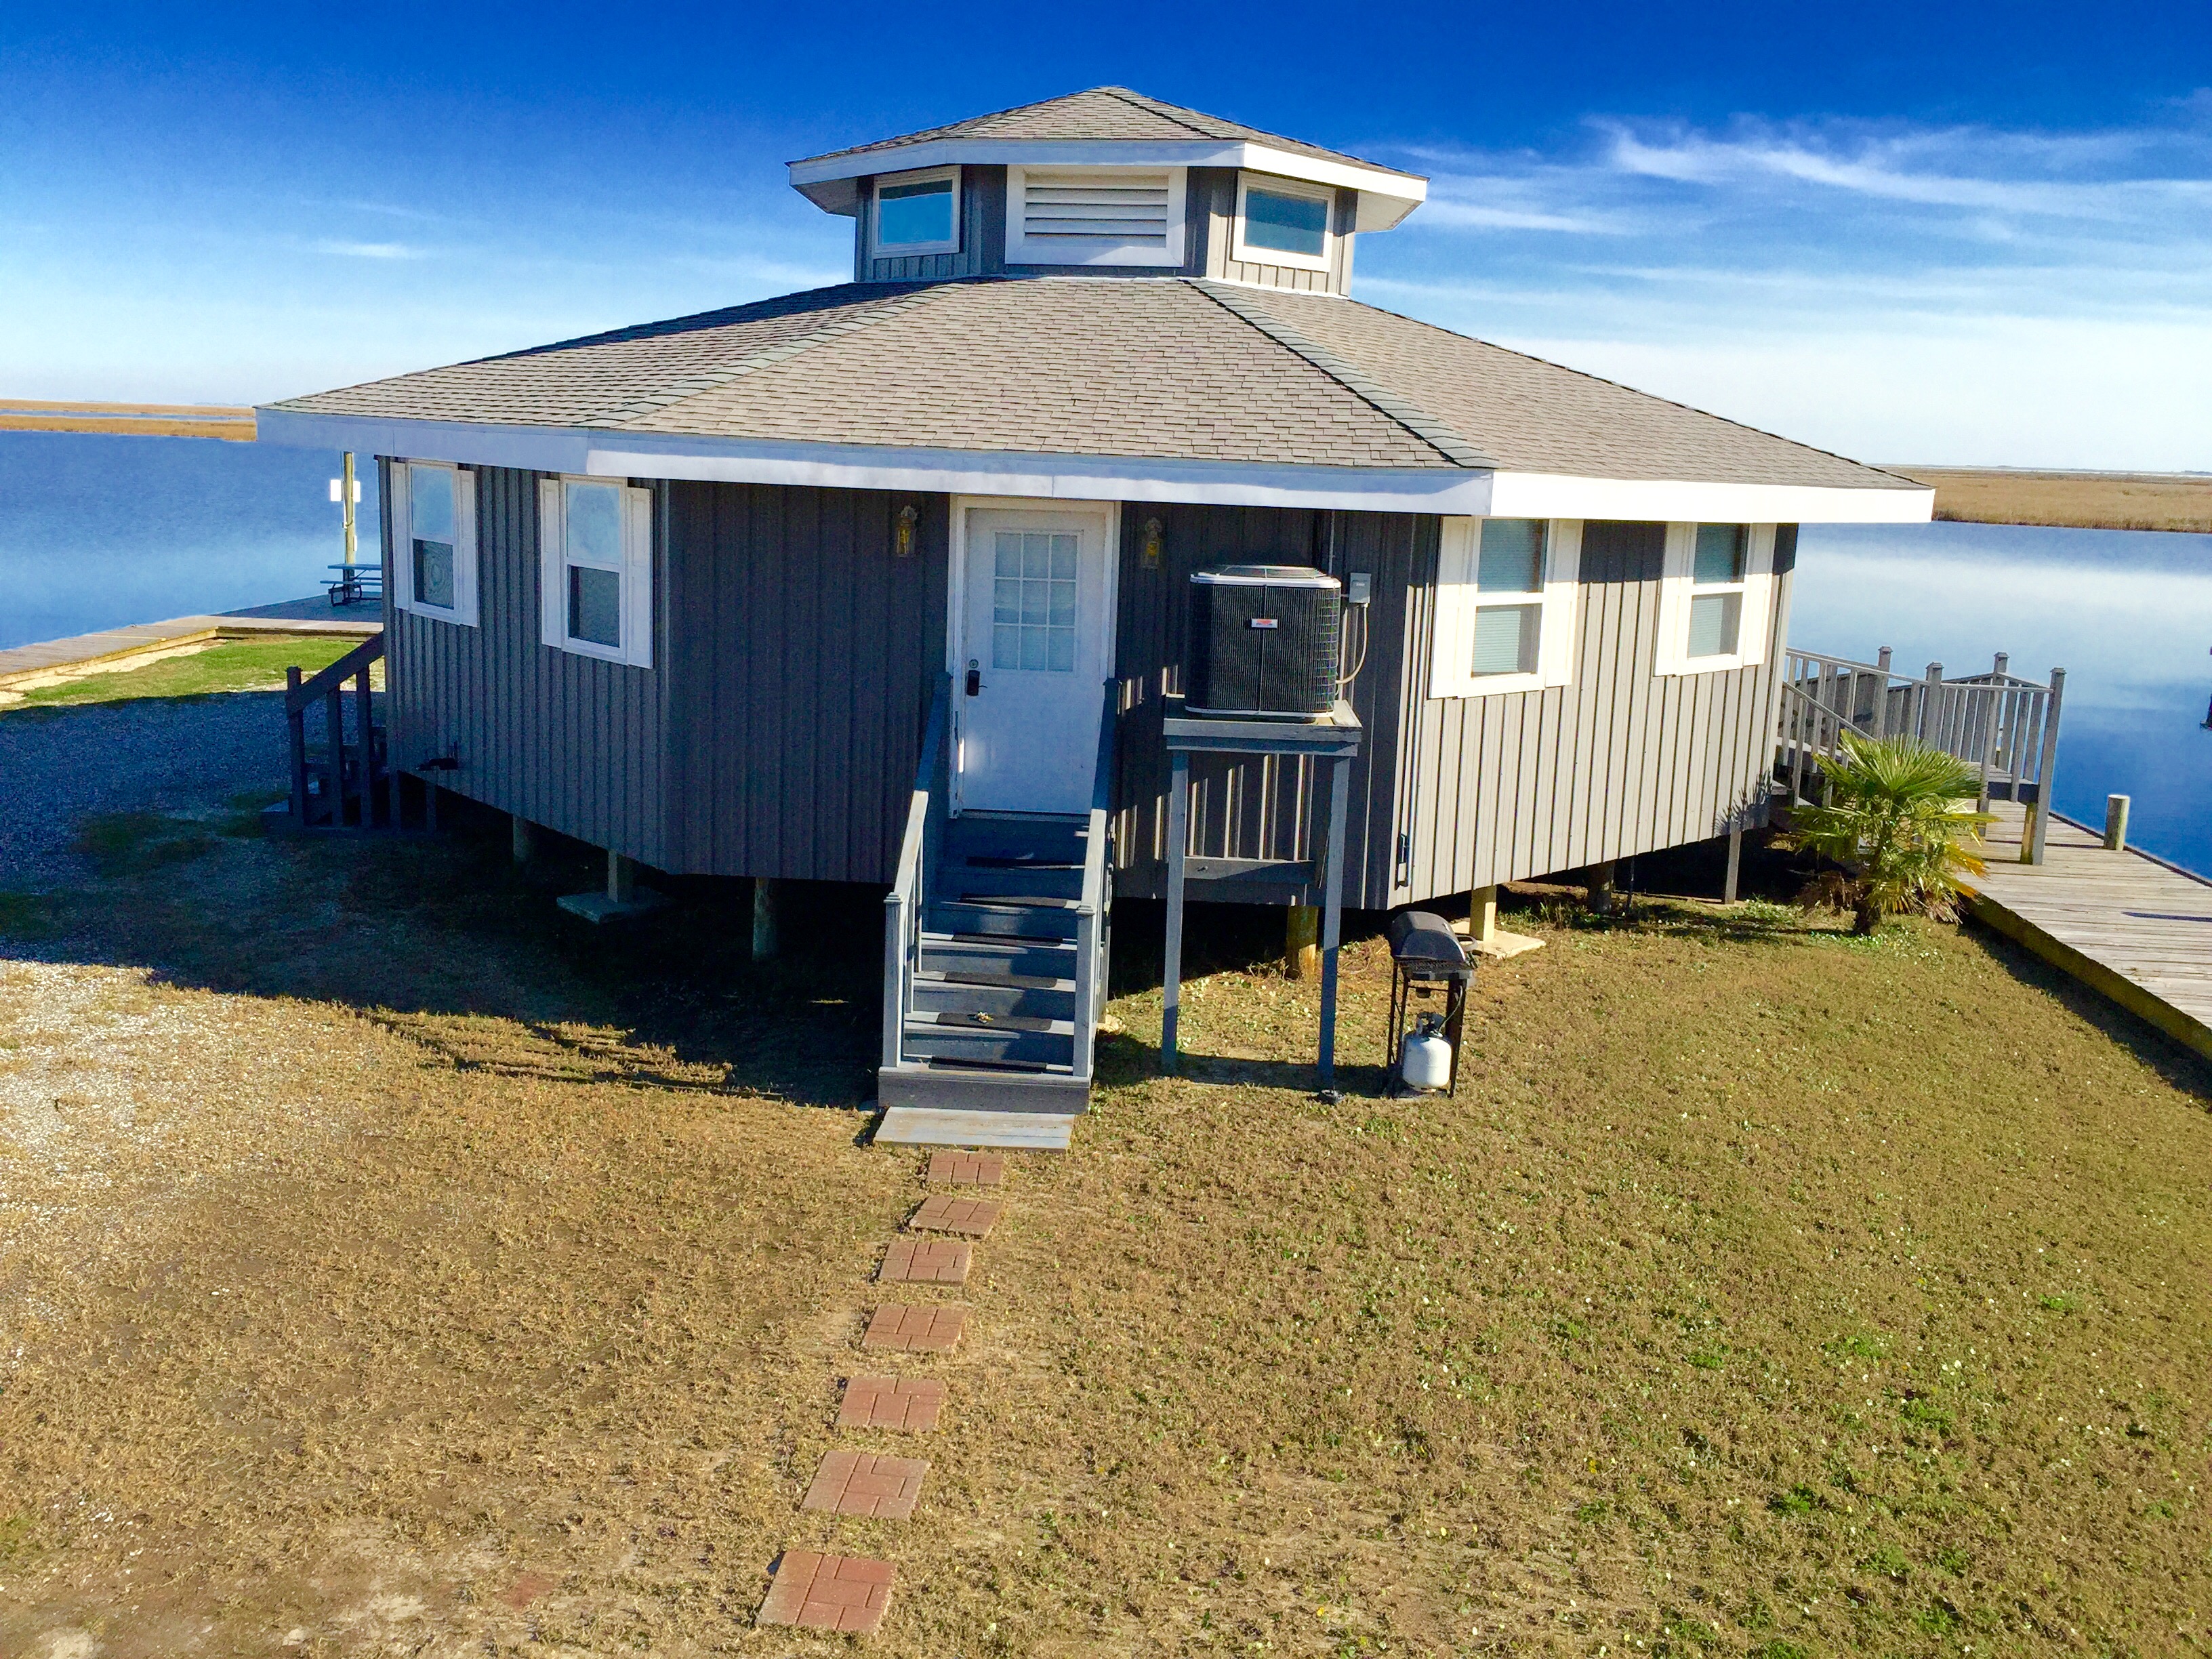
[1693,524,1746,584]
[569,565,621,648]
[1472,602,1541,676]
[878,176,954,247]
[1243,186,1329,258]
[1477,518,1544,593]
[413,539,455,609]
[989,530,1078,672]
[1687,592,1742,657]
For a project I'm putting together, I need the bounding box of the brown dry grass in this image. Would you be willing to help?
[1891,468,2212,533]
[0,401,256,441]
[1,816,2209,1658]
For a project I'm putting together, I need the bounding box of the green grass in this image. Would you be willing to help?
[73,811,221,877]
[8,634,364,710]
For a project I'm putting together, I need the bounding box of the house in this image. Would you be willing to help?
[255,85,1933,1126]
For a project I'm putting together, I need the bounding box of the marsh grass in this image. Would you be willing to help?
[0,821,2207,1656]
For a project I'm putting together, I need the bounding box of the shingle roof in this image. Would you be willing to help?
[792,85,1425,185]
[270,276,1916,491]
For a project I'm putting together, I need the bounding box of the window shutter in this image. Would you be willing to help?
[1008,167,1184,266]
[388,462,413,613]
[621,484,653,669]
[1739,525,1776,668]
[539,478,565,651]
[452,468,480,628]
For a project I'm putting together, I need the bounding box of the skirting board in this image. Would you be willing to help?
[876,1107,1075,1151]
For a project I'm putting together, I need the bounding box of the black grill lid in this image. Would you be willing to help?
[1387,909,1469,968]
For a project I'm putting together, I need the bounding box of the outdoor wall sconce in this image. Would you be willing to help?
[894,503,918,558]
[1141,516,1164,569]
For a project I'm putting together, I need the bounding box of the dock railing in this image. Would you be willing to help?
[1779,648,2067,863]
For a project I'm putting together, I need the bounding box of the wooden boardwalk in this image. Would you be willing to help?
[1969,801,2212,1062]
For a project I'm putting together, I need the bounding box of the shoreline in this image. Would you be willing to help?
[0,399,257,442]
[1885,465,2212,534]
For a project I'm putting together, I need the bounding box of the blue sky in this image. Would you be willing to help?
[3,1,2206,467]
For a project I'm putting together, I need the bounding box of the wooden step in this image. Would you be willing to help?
[875,1106,1076,1149]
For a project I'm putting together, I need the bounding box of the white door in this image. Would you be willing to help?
[955,505,1113,815]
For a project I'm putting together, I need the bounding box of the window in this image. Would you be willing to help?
[1429,518,1581,698]
[1657,523,1776,674]
[538,476,653,667]
[872,166,959,256]
[1005,166,1186,267]
[991,530,1078,672]
[388,460,478,626]
[1233,173,1334,272]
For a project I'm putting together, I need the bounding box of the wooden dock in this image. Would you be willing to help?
[1969,801,2212,1063]
[0,596,380,697]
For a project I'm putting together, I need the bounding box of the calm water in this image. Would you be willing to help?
[1795,520,2212,874]
[2,433,2203,870]
[0,430,376,650]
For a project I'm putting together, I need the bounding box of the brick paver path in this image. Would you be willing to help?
[802,1449,929,1520]
[926,1151,1005,1187]
[838,1375,946,1432]
[863,1303,969,1353]
[908,1194,1002,1238]
[756,1550,895,1633]
[880,1235,972,1284]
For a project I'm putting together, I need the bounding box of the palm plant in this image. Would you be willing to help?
[1778,734,1993,934]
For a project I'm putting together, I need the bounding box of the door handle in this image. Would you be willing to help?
[965,659,982,697]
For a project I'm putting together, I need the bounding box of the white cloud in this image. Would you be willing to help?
[313,239,427,260]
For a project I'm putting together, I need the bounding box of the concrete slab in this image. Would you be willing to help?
[554,889,668,924]
[876,1107,1073,1150]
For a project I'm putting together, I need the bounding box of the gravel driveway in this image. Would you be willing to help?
[0,692,287,890]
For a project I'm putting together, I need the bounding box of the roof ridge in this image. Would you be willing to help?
[590,284,950,428]
[1187,281,1494,470]
[1322,292,1922,489]
[1095,85,1231,141]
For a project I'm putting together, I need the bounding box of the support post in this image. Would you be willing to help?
[2030,667,2064,865]
[512,815,535,863]
[608,852,634,905]
[752,877,779,961]
[285,666,307,826]
[2104,794,2130,852]
[341,451,358,567]
[1317,749,1351,1098]
[1586,859,1618,916]
[1724,827,1744,904]
[1285,905,1319,980]
[1467,884,1498,945]
[1161,750,1189,1073]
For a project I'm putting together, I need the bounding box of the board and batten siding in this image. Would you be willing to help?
[1395,521,1799,897]
[381,459,673,865]
[1193,168,1355,295]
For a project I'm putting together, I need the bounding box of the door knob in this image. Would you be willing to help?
[965,659,982,697]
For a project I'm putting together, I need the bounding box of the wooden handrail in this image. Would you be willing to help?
[882,674,951,1073]
[285,630,384,714]
[1069,682,1120,1082]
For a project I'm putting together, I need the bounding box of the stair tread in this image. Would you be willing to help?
[918,970,1072,992]
[964,855,1083,871]
[957,894,1082,909]
[912,1010,1067,1033]
[938,930,1078,948]
[923,1056,1071,1077]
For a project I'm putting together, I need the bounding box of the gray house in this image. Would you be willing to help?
[258,85,1931,1126]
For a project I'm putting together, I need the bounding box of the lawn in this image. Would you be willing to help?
[0,807,2207,1658]
[3,634,367,711]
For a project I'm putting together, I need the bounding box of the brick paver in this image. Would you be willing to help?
[926,1150,1005,1187]
[907,1194,1002,1238]
[879,1235,972,1285]
[756,1550,894,1633]
[863,1303,969,1353]
[801,1448,929,1519]
[838,1375,945,1432]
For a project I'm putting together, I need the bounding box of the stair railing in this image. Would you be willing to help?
[286,631,387,830]
[882,673,951,1073]
[1069,682,1120,1085]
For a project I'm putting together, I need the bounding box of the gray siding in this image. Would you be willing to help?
[857,167,1002,283]
[662,483,948,882]
[383,461,673,865]
[1195,169,1355,295]
[1395,522,1798,897]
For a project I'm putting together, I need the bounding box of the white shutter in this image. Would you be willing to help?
[539,477,565,651]
[1006,167,1185,267]
[452,468,480,628]
[1538,519,1582,688]
[388,462,413,613]
[621,484,653,668]
[1739,525,1777,668]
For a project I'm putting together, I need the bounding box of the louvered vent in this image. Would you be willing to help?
[1019,171,1173,250]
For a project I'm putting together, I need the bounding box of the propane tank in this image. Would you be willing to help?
[1399,1011,1453,1092]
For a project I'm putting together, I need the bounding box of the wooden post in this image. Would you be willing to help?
[1317,747,1351,1097]
[2030,668,2064,865]
[341,451,358,568]
[511,815,535,863]
[325,671,347,826]
[752,877,779,960]
[1586,860,1617,916]
[1723,827,1744,904]
[608,853,635,905]
[1161,750,1190,1073]
[285,666,307,827]
[1467,884,1498,944]
[1285,904,1320,979]
[2104,794,2130,852]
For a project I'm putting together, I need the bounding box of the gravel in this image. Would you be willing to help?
[0,692,288,890]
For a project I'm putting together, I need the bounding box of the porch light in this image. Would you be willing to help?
[895,503,919,558]
[1141,516,1164,569]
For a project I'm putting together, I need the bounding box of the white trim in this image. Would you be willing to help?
[1006,165,1187,267]
[790,138,1426,229]
[1232,171,1334,273]
[539,474,653,668]
[259,411,1937,524]
[388,459,478,627]
[871,165,961,257]
[1429,518,1580,699]
[1655,523,1775,676]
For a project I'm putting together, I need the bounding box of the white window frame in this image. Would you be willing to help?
[1231,171,1336,273]
[1655,523,1776,675]
[1004,165,1187,268]
[538,475,654,668]
[1428,517,1581,698]
[388,460,478,627]
[871,165,961,257]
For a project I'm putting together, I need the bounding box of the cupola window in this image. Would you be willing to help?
[1233,173,1334,272]
[873,167,960,255]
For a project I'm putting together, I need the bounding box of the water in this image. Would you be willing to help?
[1795,520,2212,875]
[0,430,376,651]
[3,433,2203,871]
